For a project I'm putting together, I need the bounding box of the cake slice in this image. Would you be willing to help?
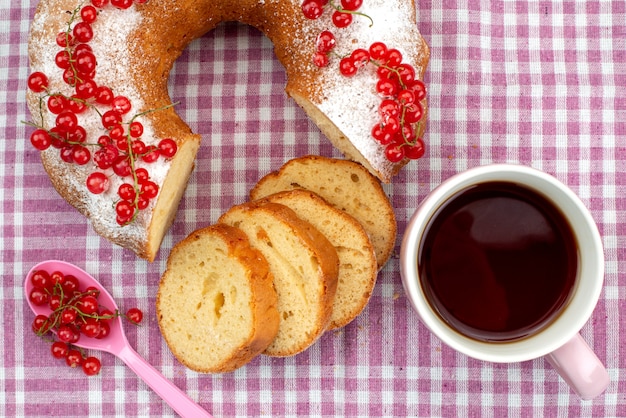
[156,224,279,373]
[256,190,377,329]
[249,155,397,268]
[219,201,339,357]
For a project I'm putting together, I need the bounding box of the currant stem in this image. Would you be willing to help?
[329,0,374,27]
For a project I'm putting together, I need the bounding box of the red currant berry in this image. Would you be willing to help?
[82,356,101,376]
[96,321,111,339]
[302,0,324,19]
[73,22,94,43]
[313,52,329,67]
[371,124,394,145]
[78,295,99,315]
[397,89,415,105]
[385,49,403,68]
[56,111,79,132]
[62,68,77,86]
[339,57,357,77]
[141,146,160,163]
[51,341,69,359]
[397,63,416,86]
[316,30,336,53]
[379,99,401,119]
[382,116,400,135]
[75,79,97,99]
[67,96,88,114]
[86,172,110,194]
[102,110,122,130]
[56,31,74,48]
[60,307,78,325]
[97,135,112,146]
[57,324,79,343]
[140,181,159,199]
[32,315,51,334]
[75,51,98,76]
[404,102,424,123]
[116,138,130,152]
[48,294,62,311]
[341,0,363,11]
[112,95,131,114]
[410,79,427,101]
[71,145,91,165]
[67,126,88,144]
[405,138,425,159]
[55,50,71,69]
[376,78,400,96]
[129,121,143,138]
[29,287,49,306]
[399,123,416,142]
[94,145,119,169]
[369,42,388,61]
[135,168,149,183]
[81,318,101,338]
[47,95,67,114]
[61,274,80,293]
[111,0,133,8]
[99,308,115,322]
[50,271,65,286]
[118,183,136,201]
[385,143,405,162]
[59,146,74,163]
[116,200,135,224]
[131,139,147,155]
[65,349,83,367]
[109,124,126,141]
[80,5,98,23]
[30,129,52,151]
[158,138,177,158]
[27,72,49,93]
[91,0,109,7]
[126,307,143,325]
[31,270,52,289]
[351,48,370,69]
[137,195,150,210]
[95,86,114,104]
[332,11,352,28]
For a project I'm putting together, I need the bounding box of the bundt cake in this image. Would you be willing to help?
[26,0,429,260]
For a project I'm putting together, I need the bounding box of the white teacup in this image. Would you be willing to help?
[400,164,609,399]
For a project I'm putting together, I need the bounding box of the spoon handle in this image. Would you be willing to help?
[116,344,213,418]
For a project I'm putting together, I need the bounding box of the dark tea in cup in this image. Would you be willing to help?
[418,181,578,342]
[401,164,608,399]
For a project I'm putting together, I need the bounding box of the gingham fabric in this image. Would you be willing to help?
[1,0,625,416]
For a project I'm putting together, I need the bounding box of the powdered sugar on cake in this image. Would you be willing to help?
[27,1,170,252]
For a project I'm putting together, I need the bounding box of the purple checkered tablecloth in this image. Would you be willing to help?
[1,0,625,416]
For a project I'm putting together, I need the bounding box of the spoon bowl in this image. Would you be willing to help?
[25,260,212,418]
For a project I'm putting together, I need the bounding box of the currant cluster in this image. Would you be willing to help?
[26,0,177,226]
[312,39,427,162]
[302,0,369,28]
[336,42,426,162]
[29,268,143,376]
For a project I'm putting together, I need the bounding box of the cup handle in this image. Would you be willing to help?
[545,333,609,400]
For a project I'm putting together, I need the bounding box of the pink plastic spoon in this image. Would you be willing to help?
[25,260,213,418]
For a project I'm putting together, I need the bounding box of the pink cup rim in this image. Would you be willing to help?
[400,163,604,363]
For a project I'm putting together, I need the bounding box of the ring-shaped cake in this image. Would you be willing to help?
[26,0,429,260]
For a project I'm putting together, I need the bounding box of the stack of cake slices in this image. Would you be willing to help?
[156,155,397,373]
